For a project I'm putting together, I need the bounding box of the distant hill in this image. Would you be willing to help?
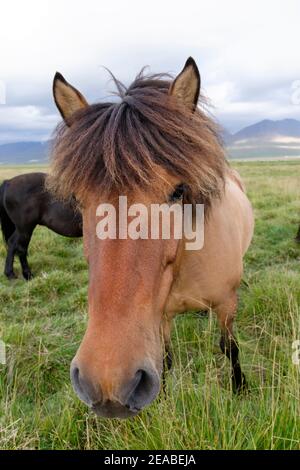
[0,141,50,164]
[231,118,300,141]
[226,119,300,159]
[1,119,300,163]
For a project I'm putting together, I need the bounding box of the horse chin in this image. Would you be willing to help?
[91,400,141,419]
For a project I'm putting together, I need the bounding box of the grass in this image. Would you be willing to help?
[0,160,300,450]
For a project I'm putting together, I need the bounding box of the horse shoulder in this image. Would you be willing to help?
[165,174,254,314]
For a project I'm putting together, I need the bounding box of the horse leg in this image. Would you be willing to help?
[215,293,247,394]
[16,230,33,280]
[165,348,173,372]
[162,315,173,371]
[295,225,300,243]
[4,231,18,279]
[160,317,174,396]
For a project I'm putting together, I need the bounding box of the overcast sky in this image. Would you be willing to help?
[0,0,300,143]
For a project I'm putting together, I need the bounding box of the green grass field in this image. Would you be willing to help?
[0,160,299,450]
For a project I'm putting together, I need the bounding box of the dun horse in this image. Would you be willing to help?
[48,58,254,418]
[0,172,82,280]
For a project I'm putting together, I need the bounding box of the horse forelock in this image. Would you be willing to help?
[48,70,227,208]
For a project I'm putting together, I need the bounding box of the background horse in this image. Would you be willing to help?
[48,57,254,419]
[0,172,82,280]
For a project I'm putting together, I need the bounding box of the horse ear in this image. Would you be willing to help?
[53,72,88,124]
[169,57,200,111]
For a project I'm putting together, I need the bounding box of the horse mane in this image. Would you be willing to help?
[47,70,227,209]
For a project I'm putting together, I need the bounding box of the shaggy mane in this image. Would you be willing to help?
[47,70,227,208]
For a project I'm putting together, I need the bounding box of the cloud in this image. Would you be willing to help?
[0,0,300,142]
[0,105,58,142]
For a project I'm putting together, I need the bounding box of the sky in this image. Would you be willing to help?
[0,0,300,144]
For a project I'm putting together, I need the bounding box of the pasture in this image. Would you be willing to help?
[0,160,299,450]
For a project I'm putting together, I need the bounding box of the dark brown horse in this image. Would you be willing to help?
[0,172,82,280]
[48,58,254,419]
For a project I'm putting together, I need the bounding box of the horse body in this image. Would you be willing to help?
[49,57,254,419]
[164,170,254,391]
[166,170,254,316]
[0,172,82,279]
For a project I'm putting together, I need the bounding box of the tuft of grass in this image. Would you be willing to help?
[0,160,300,449]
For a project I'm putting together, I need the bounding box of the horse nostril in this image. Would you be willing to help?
[70,363,101,406]
[125,368,160,412]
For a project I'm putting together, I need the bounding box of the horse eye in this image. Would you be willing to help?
[169,184,185,202]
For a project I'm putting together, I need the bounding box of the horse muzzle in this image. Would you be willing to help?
[70,361,161,418]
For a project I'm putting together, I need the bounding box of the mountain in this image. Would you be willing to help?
[0,141,50,164]
[1,119,300,163]
[232,119,300,140]
[225,119,300,159]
